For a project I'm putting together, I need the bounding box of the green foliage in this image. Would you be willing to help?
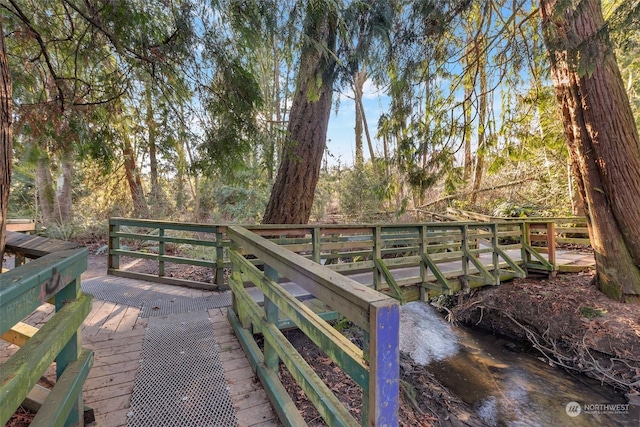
[198,168,270,223]
[311,166,340,222]
[199,57,264,177]
[580,306,608,319]
[492,202,536,218]
[42,222,82,241]
[8,162,35,218]
[338,162,392,222]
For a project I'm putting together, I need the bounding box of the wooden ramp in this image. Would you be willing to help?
[0,275,279,427]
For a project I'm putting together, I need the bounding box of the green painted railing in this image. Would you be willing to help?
[226,226,399,426]
[1,231,93,427]
[108,217,225,290]
[108,218,556,297]
[446,208,590,246]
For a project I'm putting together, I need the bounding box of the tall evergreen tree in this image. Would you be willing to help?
[540,0,640,300]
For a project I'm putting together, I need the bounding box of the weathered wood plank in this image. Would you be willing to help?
[1,321,38,347]
[29,348,93,427]
[110,231,217,247]
[4,231,82,258]
[109,249,216,268]
[6,219,35,232]
[0,248,87,335]
[0,295,92,424]
[82,370,137,391]
[83,381,135,402]
[236,402,278,427]
[108,269,216,290]
[91,408,129,427]
[230,250,368,388]
[228,226,390,330]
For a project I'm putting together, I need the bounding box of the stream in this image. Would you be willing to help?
[399,302,637,426]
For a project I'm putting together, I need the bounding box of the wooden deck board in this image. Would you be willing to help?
[0,273,280,426]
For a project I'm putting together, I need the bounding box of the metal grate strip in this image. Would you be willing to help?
[127,311,238,427]
[82,278,233,317]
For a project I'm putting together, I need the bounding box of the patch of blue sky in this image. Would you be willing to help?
[326,78,390,167]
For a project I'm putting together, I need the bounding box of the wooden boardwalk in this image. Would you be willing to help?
[0,274,280,427]
[2,246,593,426]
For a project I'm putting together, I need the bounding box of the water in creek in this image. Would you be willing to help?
[399,302,638,427]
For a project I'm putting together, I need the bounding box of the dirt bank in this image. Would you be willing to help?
[451,271,640,403]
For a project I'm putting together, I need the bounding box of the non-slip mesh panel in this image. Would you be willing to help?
[82,277,312,318]
[82,278,233,317]
[127,311,238,427]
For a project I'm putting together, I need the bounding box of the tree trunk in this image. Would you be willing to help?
[540,0,640,300]
[354,70,364,168]
[54,155,72,224]
[470,36,488,205]
[35,157,55,225]
[462,63,473,181]
[262,6,337,224]
[122,132,149,219]
[0,20,12,261]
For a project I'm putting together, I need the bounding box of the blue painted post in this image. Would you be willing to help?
[367,300,399,426]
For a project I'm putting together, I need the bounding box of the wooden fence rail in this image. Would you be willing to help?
[445,208,590,246]
[105,218,562,425]
[1,231,92,427]
[226,226,399,426]
[108,218,556,298]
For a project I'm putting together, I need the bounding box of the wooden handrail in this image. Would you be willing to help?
[1,232,92,426]
[227,225,400,426]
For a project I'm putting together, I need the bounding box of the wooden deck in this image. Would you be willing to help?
[0,275,280,427]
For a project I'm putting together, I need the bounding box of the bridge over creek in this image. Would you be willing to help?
[1,215,598,426]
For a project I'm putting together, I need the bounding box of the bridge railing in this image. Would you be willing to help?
[226,226,399,426]
[1,231,92,426]
[445,208,590,246]
[108,218,556,296]
[108,217,225,290]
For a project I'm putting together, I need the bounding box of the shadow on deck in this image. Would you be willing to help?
[0,273,279,427]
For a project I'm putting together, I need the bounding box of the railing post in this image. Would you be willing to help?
[419,225,428,301]
[229,248,251,329]
[367,300,399,426]
[546,221,556,271]
[216,227,226,290]
[521,222,530,273]
[491,223,500,285]
[158,228,165,277]
[461,225,469,290]
[373,227,382,290]
[312,227,321,264]
[55,276,83,426]
[263,265,280,370]
[108,220,120,271]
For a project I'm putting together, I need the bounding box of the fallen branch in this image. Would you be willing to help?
[500,310,639,392]
[419,176,537,208]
